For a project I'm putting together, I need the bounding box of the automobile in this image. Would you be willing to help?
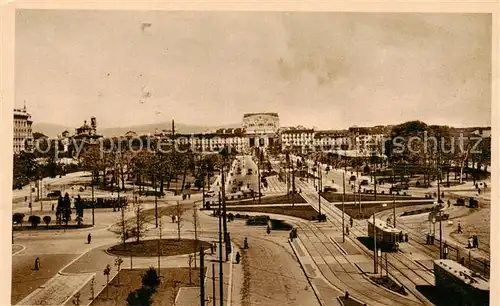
[204,190,216,197]
[360,179,369,186]
[350,175,356,181]
[47,190,62,198]
[468,198,479,208]
[455,198,465,206]
[323,186,337,192]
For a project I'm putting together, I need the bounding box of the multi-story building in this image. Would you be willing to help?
[242,113,279,148]
[280,128,315,153]
[313,130,350,151]
[175,130,249,153]
[13,106,33,154]
[349,126,388,153]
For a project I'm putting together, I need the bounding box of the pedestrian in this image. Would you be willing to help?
[266,225,271,234]
[51,203,54,211]
[468,236,473,248]
[405,233,409,242]
[447,200,451,208]
[350,217,353,227]
[244,237,249,249]
[87,233,92,244]
[34,257,40,270]
[345,291,349,300]
[346,225,349,236]
[172,215,175,223]
[441,191,444,199]
[458,222,462,234]
[235,252,241,264]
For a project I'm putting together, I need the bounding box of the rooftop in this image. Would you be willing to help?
[243,112,279,118]
[368,218,402,233]
[434,259,489,291]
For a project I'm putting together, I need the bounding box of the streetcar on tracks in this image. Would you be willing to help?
[367,218,406,252]
[434,259,489,306]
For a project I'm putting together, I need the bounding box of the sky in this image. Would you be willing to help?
[15,10,492,129]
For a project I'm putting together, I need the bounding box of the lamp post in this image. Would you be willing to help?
[318,161,322,215]
[342,172,346,243]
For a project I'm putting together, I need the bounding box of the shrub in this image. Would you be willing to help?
[43,216,51,227]
[142,267,160,291]
[28,215,41,228]
[13,213,25,226]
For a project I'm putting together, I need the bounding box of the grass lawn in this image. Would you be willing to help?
[91,267,205,306]
[225,194,307,205]
[321,192,426,203]
[227,205,318,221]
[107,239,212,257]
[335,200,434,220]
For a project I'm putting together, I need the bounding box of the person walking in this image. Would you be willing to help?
[34,257,40,270]
[350,217,353,228]
[87,233,92,244]
[458,222,462,234]
[346,225,349,236]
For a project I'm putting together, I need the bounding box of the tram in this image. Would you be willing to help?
[367,218,405,252]
[434,259,489,306]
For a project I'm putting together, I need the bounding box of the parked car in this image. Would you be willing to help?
[455,198,465,206]
[468,198,479,208]
[47,190,62,198]
[360,179,369,186]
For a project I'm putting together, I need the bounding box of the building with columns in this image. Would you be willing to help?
[242,113,280,148]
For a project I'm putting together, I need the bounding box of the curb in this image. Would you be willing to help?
[288,238,326,306]
[60,273,96,306]
[12,244,26,256]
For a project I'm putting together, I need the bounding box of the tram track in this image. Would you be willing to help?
[294,183,434,305]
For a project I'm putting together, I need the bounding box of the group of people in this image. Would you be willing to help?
[468,235,479,249]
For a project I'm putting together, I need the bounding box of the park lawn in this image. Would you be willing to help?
[13,223,93,231]
[227,205,318,221]
[91,267,205,306]
[225,194,307,205]
[335,201,434,220]
[321,192,426,203]
[107,239,212,257]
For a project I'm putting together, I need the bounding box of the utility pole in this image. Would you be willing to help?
[318,162,322,215]
[155,175,158,228]
[373,169,377,201]
[292,161,295,208]
[212,263,216,306]
[91,182,95,226]
[342,172,346,243]
[392,167,396,228]
[218,191,224,306]
[158,218,162,277]
[200,246,205,306]
[257,149,262,204]
[373,212,378,274]
[439,210,443,259]
[221,162,228,262]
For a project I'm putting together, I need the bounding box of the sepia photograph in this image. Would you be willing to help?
[5,4,496,306]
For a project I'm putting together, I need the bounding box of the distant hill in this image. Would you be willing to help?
[100,122,241,137]
[33,121,241,138]
[32,123,72,138]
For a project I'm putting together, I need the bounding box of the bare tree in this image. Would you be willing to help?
[174,201,186,241]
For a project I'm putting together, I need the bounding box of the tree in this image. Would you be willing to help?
[28,215,41,228]
[13,213,25,227]
[114,257,123,285]
[103,264,111,298]
[43,216,51,228]
[173,201,186,241]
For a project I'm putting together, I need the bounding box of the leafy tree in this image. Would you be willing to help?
[28,215,41,228]
[43,216,51,228]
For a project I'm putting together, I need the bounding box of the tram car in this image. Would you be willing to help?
[367,218,404,252]
[434,259,489,306]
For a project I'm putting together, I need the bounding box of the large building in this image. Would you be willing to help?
[13,106,33,154]
[241,113,280,148]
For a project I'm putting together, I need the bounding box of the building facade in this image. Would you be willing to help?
[13,106,33,154]
[242,113,280,148]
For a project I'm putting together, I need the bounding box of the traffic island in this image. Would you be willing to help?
[90,267,205,306]
[226,205,318,220]
[369,275,407,296]
[13,224,93,231]
[223,193,307,205]
[335,200,434,220]
[107,239,212,257]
